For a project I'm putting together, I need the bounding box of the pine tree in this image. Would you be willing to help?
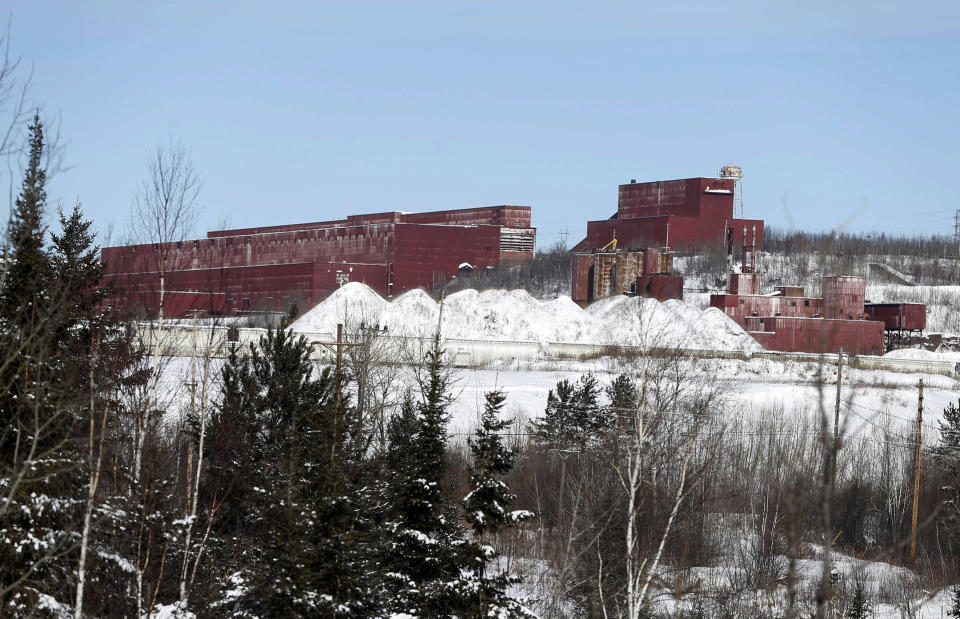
[462,389,534,617]
[606,374,639,428]
[531,374,609,450]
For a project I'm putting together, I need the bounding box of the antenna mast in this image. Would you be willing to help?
[719,164,744,219]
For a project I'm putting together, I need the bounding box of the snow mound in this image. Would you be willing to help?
[884,348,960,363]
[290,282,389,333]
[290,283,761,352]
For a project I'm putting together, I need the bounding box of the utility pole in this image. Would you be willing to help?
[909,378,924,563]
[832,350,843,490]
[312,323,361,470]
[954,210,960,258]
[312,323,360,402]
[559,228,568,250]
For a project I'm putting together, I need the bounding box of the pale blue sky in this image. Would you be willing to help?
[5,1,960,247]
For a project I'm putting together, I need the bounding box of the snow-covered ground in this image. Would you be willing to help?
[157,351,959,450]
[290,282,761,351]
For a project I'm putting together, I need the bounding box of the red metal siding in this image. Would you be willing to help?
[748,331,777,349]
[391,224,501,294]
[864,303,927,331]
[102,206,535,316]
[712,292,823,324]
[206,205,533,238]
[729,273,758,295]
[635,274,683,301]
[571,254,594,305]
[822,275,866,319]
[642,248,659,275]
[745,316,883,355]
[617,178,736,220]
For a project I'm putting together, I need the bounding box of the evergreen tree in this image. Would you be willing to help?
[570,373,605,442]
[936,399,960,472]
[462,389,534,617]
[385,392,419,474]
[846,580,870,619]
[211,329,379,617]
[0,114,82,615]
[935,399,960,543]
[530,378,577,449]
[948,585,960,619]
[531,374,609,450]
[1,113,50,328]
[606,374,639,429]
[49,202,109,335]
[382,333,472,616]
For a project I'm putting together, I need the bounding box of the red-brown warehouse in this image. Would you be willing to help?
[101,206,536,317]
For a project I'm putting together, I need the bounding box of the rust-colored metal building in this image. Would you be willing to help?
[571,176,762,306]
[744,316,885,356]
[571,177,764,255]
[102,206,536,317]
[863,303,926,331]
[570,246,681,305]
[711,275,894,354]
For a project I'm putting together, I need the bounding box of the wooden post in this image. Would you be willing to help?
[832,350,843,490]
[335,323,343,382]
[910,378,924,563]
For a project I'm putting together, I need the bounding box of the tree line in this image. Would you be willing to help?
[0,116,535,617]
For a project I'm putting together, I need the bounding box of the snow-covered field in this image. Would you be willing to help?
[158,351,959,453]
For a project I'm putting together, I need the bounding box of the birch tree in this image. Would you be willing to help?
[129,140,199,484]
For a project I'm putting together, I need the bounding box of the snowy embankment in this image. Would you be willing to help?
[290,283,761,352]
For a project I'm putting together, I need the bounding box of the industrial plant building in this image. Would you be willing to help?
[571,170,926,355]
[101,206,535,317]
[570,172,761,306]
[103,167,928,357]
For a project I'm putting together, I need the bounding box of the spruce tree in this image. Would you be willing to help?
[49,202,109,331]
[846,580,870,619]
[462,389,534,617]
[1,113,50,327]
[0,114,81,615]
[211,329,378,617]
[382,333,469,615]
[531,378,576,449]
[935,399,960,542]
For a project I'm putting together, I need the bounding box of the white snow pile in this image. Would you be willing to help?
[290,282,761,352]
[884,348,960,363]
